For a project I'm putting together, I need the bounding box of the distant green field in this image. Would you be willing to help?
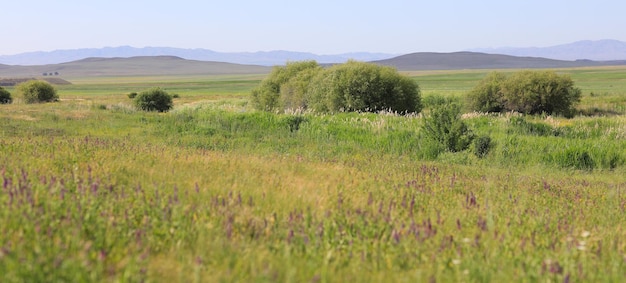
[1,67,625,282]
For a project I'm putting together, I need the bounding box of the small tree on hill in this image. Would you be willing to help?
[0,86,12,104]
[17,80,59,103]
[134,87,173,112]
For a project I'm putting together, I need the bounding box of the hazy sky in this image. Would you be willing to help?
[2,0,625,55]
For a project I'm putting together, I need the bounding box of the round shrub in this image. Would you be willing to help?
[467,70,581,117]
[307,61,422,113]
[128,92,138,99]
[0,86,11,104]
[251,61,321,112]
[472,135,493,158]
[16,80,59,103]
[134,87,173,112]
[466,72,506,113]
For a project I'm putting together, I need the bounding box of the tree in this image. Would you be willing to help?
[134,87,173,112]
[17,80,59,103]
[467,70,581,117]
[0,86,12,104]
[306,60,422,113]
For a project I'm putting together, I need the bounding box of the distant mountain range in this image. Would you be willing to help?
[469,39,626,61]
[1,52,625,80]
[0,46,396,66]
[1,39,625,67]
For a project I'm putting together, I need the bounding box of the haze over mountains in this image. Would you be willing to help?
[1,39,625,67]
[0,46,395,66]
[469,39,626,61]
[1,40,626,79]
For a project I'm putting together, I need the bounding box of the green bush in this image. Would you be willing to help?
[128,92,138,99]
[251,61,321,112]
[16,80,59,103]
[251,60,422,114]
[134,88,173,112]
[421,103,474,153]
[307,61,422,114]
[467,70,581,117]
[466,72,506,113]
[0,86,11,104]
[472,135,493,158]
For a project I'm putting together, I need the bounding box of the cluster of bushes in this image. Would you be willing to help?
[251,60,422,114]
[0,80,59,104]
[467,70,582,117]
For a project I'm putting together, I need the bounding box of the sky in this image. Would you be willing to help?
[2,0,626,55]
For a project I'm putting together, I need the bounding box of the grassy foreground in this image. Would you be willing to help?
[1,68,625,282]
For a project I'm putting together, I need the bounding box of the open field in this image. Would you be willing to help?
[1,67,625,282]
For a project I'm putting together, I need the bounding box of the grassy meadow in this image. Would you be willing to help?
[1,67,626,282]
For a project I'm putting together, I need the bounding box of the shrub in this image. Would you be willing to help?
[251,60,422,114]
[134,87,173,112]
[0,86,11,104]
[251,61,321,112]
[472,135,493,158]
[467,70,581,117]
[421,103,474,153]
[16,80,59,103]
[502,71,581,117]
[307,61,422,114]
[466,72,506,113]
[128,92,138,99]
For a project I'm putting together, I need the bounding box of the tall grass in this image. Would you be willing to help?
[1,68,626,282]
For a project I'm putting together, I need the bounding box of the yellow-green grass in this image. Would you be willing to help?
[1,67,625,282]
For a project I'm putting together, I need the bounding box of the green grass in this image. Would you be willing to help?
[1,67,626,282]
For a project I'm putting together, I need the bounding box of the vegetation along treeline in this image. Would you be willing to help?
[0,61,625,282]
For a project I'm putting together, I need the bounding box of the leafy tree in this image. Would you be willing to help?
[421,103,474,153]
[134,87,173,112]
[17,80,59,103]
[307,60,421,113]
[251,61,321,111]
[0,86,12,104]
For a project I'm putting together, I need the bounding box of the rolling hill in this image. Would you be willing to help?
[373,52,626,71]
[0,56,272,78]
[2,53,626,81]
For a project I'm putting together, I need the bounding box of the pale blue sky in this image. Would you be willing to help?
[2,0,625,55]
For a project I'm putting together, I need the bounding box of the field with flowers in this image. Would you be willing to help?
[1,67,625,282]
